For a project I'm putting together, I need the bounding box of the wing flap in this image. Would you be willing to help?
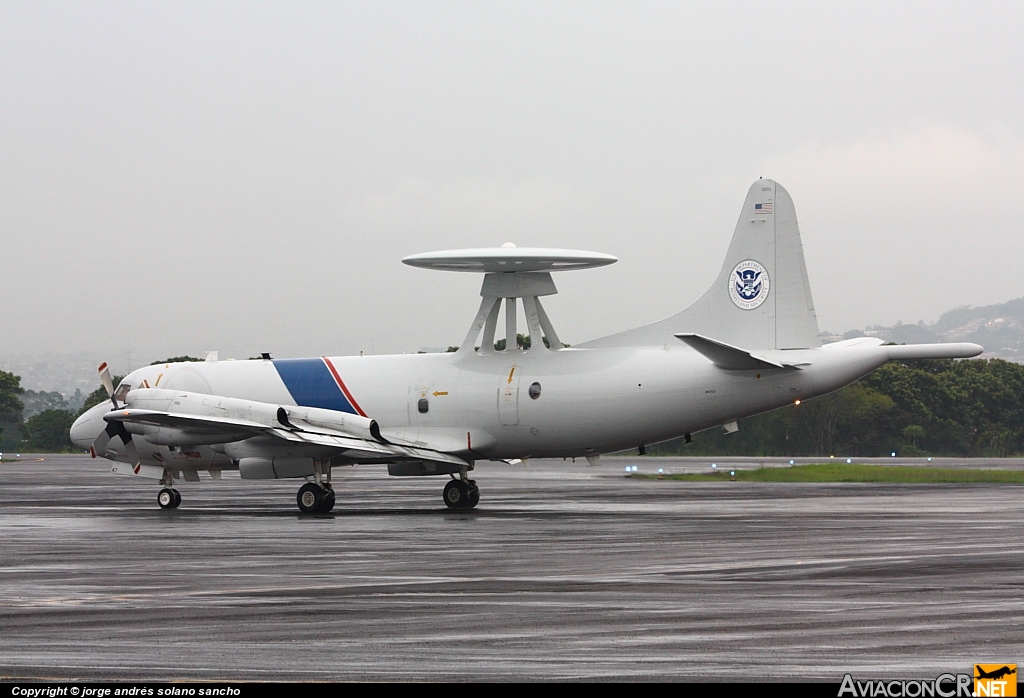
[268,428,467,466]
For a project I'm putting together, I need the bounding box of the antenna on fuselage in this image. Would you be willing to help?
[402,244,617,354]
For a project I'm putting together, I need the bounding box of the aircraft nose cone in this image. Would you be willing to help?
[70,404,107,449]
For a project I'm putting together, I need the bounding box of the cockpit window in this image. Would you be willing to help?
[114,383,131,402]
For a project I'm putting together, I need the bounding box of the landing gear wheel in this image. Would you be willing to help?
[297,483,326,513]
[443,479,478,510]
[158,488,179,509]
[322,488,336,513]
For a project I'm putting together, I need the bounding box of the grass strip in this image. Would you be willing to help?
[635,463,1024,483]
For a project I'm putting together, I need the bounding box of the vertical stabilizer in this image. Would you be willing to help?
[584,180,820,350]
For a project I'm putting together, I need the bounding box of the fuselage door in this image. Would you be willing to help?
[498,365,520,426]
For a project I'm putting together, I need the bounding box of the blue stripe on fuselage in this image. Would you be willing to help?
[272,358,357,414]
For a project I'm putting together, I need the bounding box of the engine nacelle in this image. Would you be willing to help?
[123,423,251,446]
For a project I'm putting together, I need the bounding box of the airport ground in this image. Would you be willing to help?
[0,454,1021,681]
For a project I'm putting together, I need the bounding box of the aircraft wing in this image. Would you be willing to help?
[105,409,265,438]
[104,409,467,467]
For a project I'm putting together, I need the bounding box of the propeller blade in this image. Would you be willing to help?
[123,434,139,466]
[98,362,118,408]
[91,420,118,456]
[99,363,114,396]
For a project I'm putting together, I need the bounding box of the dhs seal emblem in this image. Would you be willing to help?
[728,260,770,310]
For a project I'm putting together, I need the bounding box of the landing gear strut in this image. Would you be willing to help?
[297,460,335,513]
[443,478,479,510]
[158,487,181,509]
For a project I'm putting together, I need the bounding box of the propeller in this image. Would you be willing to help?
[90,363,139,464]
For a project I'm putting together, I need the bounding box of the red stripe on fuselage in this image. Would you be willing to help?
[321,357,367,417]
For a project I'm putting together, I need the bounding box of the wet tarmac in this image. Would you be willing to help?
[0,454,1021,681]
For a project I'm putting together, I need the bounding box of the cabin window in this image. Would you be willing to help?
[528,382,541,400]
[418,398,429,413]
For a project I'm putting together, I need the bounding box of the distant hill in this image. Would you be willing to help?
[822,296,1024,363]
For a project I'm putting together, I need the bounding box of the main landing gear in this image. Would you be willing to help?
[443,478,479,510]
[297,482,335,513]
[158,487,181,509]
[296,459,335,514]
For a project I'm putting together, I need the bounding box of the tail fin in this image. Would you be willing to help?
[585,179,820,350]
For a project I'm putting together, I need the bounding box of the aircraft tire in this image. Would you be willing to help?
[170,489,181,509]
[297,483,325,513]
[468,484,480,509]
[443,480,476,510]
[158,488,175,509]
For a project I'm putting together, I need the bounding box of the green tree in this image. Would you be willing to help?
[21,409,77,452]
[0,370,26,450]
[150,356,202,365]
[902,425,926,451]
[492,334,553,351]
[0,370,25,423]
[650,358,1024,458]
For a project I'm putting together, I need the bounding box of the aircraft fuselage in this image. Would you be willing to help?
[76,340,892,469]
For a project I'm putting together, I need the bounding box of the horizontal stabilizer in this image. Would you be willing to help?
[676,334,804,370]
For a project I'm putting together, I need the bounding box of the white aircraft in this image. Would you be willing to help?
[70,179,982,512]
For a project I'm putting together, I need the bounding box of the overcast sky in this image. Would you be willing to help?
[3,1,1023,363]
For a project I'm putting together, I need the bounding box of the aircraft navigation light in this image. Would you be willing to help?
[730,471,735,476]
[847,458,852,463]
[711,463,717,469]
[658,468,664,474]
[891,452,896,457]
[631,465,638,472]
[624,466,630,473]
[927,457,932,462]
[789,460,795,465]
